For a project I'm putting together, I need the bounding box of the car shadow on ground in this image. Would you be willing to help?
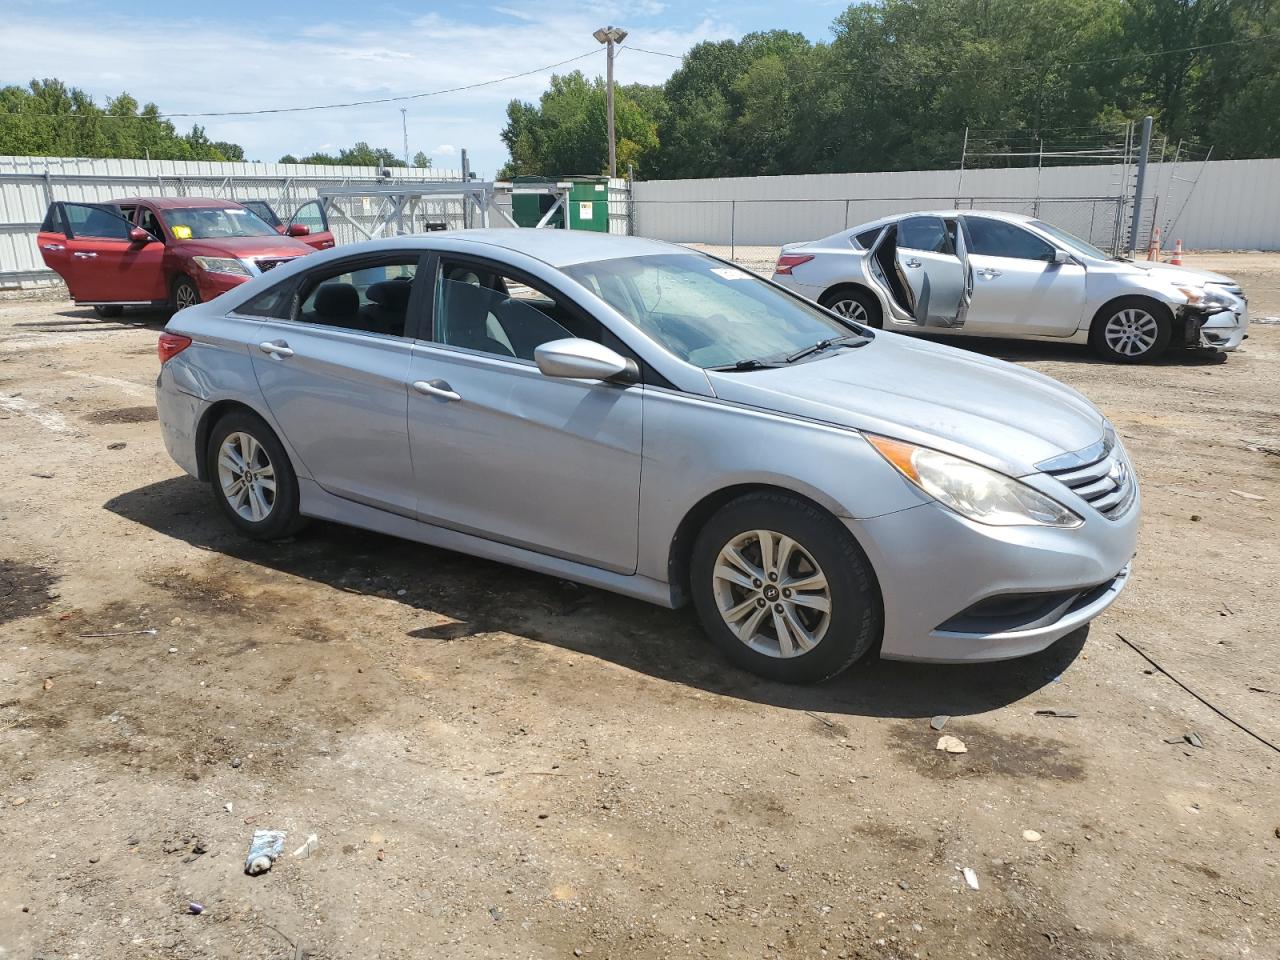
[10,307,173,333]
[934,333,1229,367]
[105,476,1086,720]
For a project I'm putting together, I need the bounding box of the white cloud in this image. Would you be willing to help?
[0,6,735,176]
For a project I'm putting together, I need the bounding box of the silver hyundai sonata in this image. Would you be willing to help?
[155,230,1138,683]
[772,210,1247,363]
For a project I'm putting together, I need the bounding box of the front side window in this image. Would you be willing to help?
[564,252,858,369]
[291,201,328,233]
[898,216,951,254]
[137,207,164,240]
[62,203,130,240]
[433,261,595,361]
[962,217,1055,261]
[294,257,419,336]
[160,206,279,240]
[1029,220,1109,260]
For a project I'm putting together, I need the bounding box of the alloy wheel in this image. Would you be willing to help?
[1103,308,1159,357]
[829,298,869,324]
[216,432,276,523]
[712,529,832,659]
[175,283,198,310]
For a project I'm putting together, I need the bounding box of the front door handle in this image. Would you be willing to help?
[72,251,97,259]
[904,258,922,268]
[412,379,461,402]
[977,268,1002,279]
[41,243,65,252]
[258,340,294,358]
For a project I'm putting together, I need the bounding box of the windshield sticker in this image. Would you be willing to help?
[171,225,192,240]
[225,209,247,215]
[710,266,750,280]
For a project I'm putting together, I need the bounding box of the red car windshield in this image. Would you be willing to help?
[161,207,278,240]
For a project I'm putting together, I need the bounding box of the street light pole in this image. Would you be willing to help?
[593,26,628,178]
[400,108,409,167]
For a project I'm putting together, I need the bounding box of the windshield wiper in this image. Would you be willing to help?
[783,335,866,364]
[708,358,781,372]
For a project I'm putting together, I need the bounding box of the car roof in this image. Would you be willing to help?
[359,229,688,267]
[852,209,1038,233]
[108,196,249,210]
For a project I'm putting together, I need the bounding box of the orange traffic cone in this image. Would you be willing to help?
[1169,239,1184,266]
[1147,227,1161,261]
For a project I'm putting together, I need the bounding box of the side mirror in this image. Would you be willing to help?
[1052,248,1075,265]
[286,224,311,237]
[535,338,637,382]
[129,227,154,244]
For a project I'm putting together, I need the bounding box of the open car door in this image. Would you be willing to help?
[38,202,166,304]
[286,201,335,251]
[892,215,974,328]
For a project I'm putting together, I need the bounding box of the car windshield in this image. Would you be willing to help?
[564,252,861,369]
[1029,220,1111,261]
[161,206,279,240]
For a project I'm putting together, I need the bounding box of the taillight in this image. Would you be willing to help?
[775,253,814,275]
[158,333,192,363]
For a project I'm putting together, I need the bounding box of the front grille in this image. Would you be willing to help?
[1043,446,1136,520]
[254,257,295,273]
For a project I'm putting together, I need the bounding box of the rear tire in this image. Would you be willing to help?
[1089,297,1172,363]
[206,410,304,540]
[93,305,124,319]
[690,491,882,683]
[171,274,201,311]
[820,286,883,329]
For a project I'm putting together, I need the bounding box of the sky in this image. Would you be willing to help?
[2,0,850,176]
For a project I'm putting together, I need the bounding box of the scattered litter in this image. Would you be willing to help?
[107,442,127,450]
[805,711,835,728]
[31,472,54,479]
[1034,709,1079,718]
[42,677,53,691]
[489,906,503,922]
[376,849,386,862]
[224,802,233,813]
[1162,732,1204,748]
[244,829,287,876]
[897,880,910,890]
[1187,732,1204,748]
[929,715,949,730]
[187,902,204,915]
[1022,829,1042,842]
[77,628,157,638]
[168,647,178,654]
[292,834,318,859]
[1229,489,1266,501]
[1189,514,1202,522]
[230,758,242,769]
[960,867,980,890]
[936,735,967,754]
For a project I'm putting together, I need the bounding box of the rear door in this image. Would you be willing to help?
[36,204,72,284]
[245,251,425,515]
[287,201,336,251]
[958,216,1086,337]
[894,215,968,327]
[51,203,166,303]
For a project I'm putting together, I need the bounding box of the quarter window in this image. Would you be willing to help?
[962,218,1055,261]
[854,227,882,249]
[433,261,597,361]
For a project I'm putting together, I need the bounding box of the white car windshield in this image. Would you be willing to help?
[1030,220,1112,261]
[565,252,865,369]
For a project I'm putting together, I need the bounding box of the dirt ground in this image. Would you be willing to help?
[1,252,1278,960]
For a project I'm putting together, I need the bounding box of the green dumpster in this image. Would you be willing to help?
[567,177,610,232]
[510,176,563,228]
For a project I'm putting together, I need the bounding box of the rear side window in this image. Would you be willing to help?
[962,218,1055,261]
[62,203,131,240]
[898,216,951,254]
[296,256,420,337]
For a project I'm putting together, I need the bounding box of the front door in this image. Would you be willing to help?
[958,217,1086,337]
[288,201,336,251]
[44,203,166,303]
[894,215,969,327]
[245,251,426,515]
[407,256,643,573]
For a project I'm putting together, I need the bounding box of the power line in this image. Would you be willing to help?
[622,44,683,60]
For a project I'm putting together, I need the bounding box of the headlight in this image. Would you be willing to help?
[866,435,1082,528]
[191,256,251,277]
[1175,285,1232,310]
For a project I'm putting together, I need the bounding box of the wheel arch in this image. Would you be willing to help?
[666,482,871,610]
[1089,293,1175,333]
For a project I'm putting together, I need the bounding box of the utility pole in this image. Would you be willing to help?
[1128,115,1153,256]
[594,26,628,178]
[400,108,409,167]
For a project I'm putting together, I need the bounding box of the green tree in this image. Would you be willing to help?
[412,150,432,168]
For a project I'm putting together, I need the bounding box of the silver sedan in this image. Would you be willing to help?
[156,230,1138,683]
[772,210,1247,362]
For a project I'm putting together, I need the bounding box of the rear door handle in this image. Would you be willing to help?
[905,259,922,268]
[41,243,65,252]
[72,251,97,259]
[412,379,461,402]
[258,340,294,358]
[977,268,1001,279]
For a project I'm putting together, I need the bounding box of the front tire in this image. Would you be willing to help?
[206,410,303,540]
[820,286,883,329]
[1090,297,1172,363]
[171,274,201,311]
[690,492,882,683]
[93,305,124,319]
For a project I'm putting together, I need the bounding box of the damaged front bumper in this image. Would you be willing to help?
[1181,300,1248,353]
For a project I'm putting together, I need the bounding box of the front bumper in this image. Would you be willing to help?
[850,495,1139,663]
[194,270,250,302]
[1196,305,1247,351]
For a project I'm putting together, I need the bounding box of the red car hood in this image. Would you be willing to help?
[176,235,314,259]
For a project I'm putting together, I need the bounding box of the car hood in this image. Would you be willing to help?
[1118,259,1235,286]
[175,235,314,259]
[706,332,1105,476]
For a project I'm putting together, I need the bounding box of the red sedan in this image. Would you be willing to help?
[36,196,333,317]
